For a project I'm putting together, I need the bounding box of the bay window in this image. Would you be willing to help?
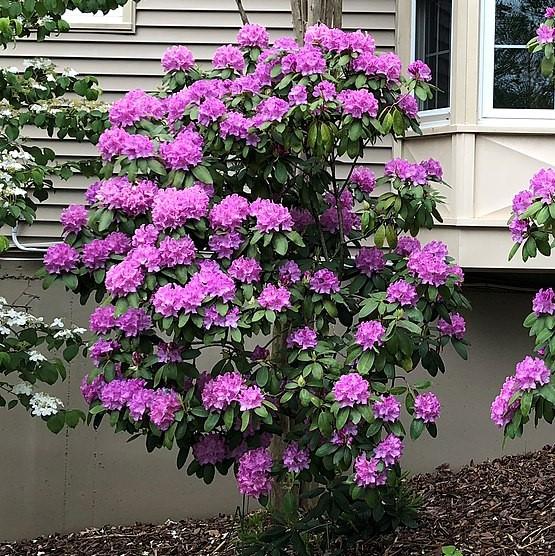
[63,1,134,31]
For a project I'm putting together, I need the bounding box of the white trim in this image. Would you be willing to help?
[410,0,453,124]
[64,1,135,32]
[480,0,555,120]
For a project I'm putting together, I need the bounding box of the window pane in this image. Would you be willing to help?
[493,48,555,108]
[415,0,452,110]
[495,0,544,45]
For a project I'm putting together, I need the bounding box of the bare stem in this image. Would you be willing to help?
[235,0,250,25]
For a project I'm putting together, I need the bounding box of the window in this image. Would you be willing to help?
[482,0,555,118]
[63,1,134,31]
[414,0,453,111]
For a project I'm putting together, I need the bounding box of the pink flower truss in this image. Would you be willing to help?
[355,320,386,351]
[333,373,370,408]
[413,392,441,423]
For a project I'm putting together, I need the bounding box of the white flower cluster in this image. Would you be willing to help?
[28,98,109,115]
[29,392,64,417]
[0,147,35,206]
[0,297,85,339]
[23,58,55,71]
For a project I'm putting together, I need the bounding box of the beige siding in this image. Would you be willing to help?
[2,0,396,242]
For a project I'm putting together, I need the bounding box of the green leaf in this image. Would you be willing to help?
[273,234,288,256]
[191,165,213,184]
[47,412,65,434]
[410,418,425,440]
[204,412,220,432]
[63,343,79,362]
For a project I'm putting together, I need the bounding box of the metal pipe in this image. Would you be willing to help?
[10,224,58,252]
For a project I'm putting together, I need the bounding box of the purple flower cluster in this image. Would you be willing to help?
[408,241,453,286]
[105,259,145,297]
[43,244,79,274]
[198,97,226,126]
[331,422,357,446]
[337,89,378,118]
[490,376,520,427]
[209,194,250,230]
[413,392,441,423]
[287,327,318,350]
[282,442,310,473]
[258,284,291,312]
[355,247,385,277]
[253,97,290,125]
[60,204,88,234]
[250,199,293,233]
[374,434,403,466]
[192,433,228,465]
[152,184,209,229]
[355,320,386,351]
[384,158,428,184]
[395,236,421,256]
[97,177,158,216]
[95,378,181,430]
[351,166,376,193]
[353,454,387,488]
[213,45,245,72]
[80,374,105,404]
[236,448,272,498]
[537,23,555,44]
[373,395,401,422]
[203,305,240,330]
[109,89,165,128]
[351,51,402,81]
[98,128,154,160]
[398,94,419,118]
[279,260,301,285]
[162,45,195,72]
[386,280,418,307]
[532,288,555,315]
[237,24,270,48]
[407,60,432,81]
[333,373,369,408]
[437,313,466,339]
[321,190,359,234]
[310,269,340,294]
[228,257,262,283]
[159,129,204,171]
[530,168,555,203]
[201,371,264,412]
[514,356,550,390]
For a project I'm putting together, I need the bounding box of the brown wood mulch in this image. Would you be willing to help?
[1,445,554,556]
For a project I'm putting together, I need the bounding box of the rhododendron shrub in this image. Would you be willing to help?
[42,24,469,550]
[491,10,555,439]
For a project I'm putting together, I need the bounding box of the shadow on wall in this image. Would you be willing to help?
[0,260,552,541]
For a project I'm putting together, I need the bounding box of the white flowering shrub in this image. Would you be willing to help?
[0,296,85,431]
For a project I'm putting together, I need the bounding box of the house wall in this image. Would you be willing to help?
[1,259,553,541]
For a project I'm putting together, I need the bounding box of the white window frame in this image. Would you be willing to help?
[410,0,453,124]
[480,0,555,120]
[63,1,135,32]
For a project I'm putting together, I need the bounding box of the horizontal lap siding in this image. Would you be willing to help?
[1,0,396,242]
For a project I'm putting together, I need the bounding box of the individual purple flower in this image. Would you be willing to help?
[236,448,273,498]
[283,442,310,473]
[355,247,385,277]
[437,313,466,339]
[198,97,226,126]
[273,36,298,51]
[250,199,293,233]
[288,85,308,105]
[193,433,228,465]
[89,305,116,334]
[331,422,358,446]
[333,373,370,408]
[203,305,240,330]
[209,194,250,230]
[408,241,451,286]
[105,259,144,297]
[159,129,204,171]
[395,236,421,256]
[156,342,183,363]
[354,454,387,488]
[309,269,340,294]
[128,388,155,422]
[337,89,378,118]
[106,232,131,255]
[374,434,403,466]
[258,284,291,312]
[238,385,265,411]
[376,52,402,81]
[320,190,359,234]
[386,280,418,307]
[117,308,152,337]
[60,205,88,234]
[109,89,165,128]
[148,388,182,431]
[237,24,269,48]
[121,133,154,160]
[512,190,534,216]
[43,244,79,274]
[287,327,318,350]
[219,111,253,140]
[251,345,269,361]
[398,94,419,118]
[407,60,432,81]
[351,167,376,193]
[100,379,134,411]
[530,168,555,203]
[97,127,128,160]
[546,7,555,18]
[229,257,262,283]
[372,395,401,422]
[162,45,195,72]
[514,356,551,390]
[413,392,441,423]
[202,371,245,411]
[291,208,314,232]
[279,260,302,285]
[294,46,327,75]
[84,181,101,205]
[152,184,209,229]
[313,81,336,101]
[490,376,520,427]
[532,288,555,315]
[355,320,386,351]
[537,23,555,44]
[80,374,105,404]
[213,44,245,72]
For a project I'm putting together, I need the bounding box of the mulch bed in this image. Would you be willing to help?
[1,445,554,556]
